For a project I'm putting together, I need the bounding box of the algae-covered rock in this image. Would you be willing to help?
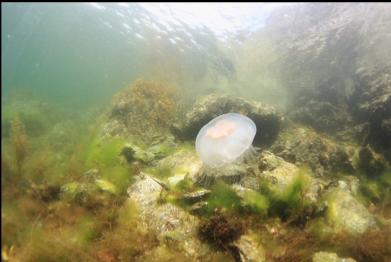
[290,100,353,139]
[127,173,163,214]
[356,146,389,177]
[171,94,283,146]
[258,151,300,192]
[127,173,211,260]
[234,232,266,262]
[181,190,211,204]
[95,179,117,195]
[350,67,391,160]
[257,151,324,202]
[156,147,203,183]
[324,188,377,234]
[271,126,354,176]
[232,185,269,215]
[121,143,155,164]
[101,79,178,143]
[312,251,356,262]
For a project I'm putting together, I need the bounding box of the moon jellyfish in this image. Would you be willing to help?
[195,113,258,186]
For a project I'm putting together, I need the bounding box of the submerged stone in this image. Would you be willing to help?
[357,145,388,177]
[95,179,117,195]
[312,251,356,262]
[121,143,155,164]
[127,173,211,259]
[271,126,354,177]
[324,188,377,235]
[171,94,283,146]
[234,232,266,262]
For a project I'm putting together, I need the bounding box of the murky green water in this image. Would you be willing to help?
[2,3,391,262]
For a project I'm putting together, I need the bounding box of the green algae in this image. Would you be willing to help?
[203,180,242,215]
[241,190,269,215]
[84,137,127,168]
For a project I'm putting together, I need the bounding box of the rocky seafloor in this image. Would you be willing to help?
[79,87,391,261]
[2,83,391,262]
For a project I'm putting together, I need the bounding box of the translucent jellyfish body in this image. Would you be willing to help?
[196,113,257,168]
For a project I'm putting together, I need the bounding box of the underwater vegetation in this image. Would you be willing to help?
[109,78,179,140]
[10,116,28,176]
[2,3,391,262]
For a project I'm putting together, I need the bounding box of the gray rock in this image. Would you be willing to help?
[351,68,391,161]
[171,94,283,146]
[313,251,356,262]
[234,232,266,262]
[271,126,355,177]
[127,173,163,215]
[258,151,324,203]
[324,188,378,235]
[182,190,211,204]
[158,149,203,183]
[127,173,211,259]
[258,151,299,191]
[290,101,353,137]
[121,143,155,164]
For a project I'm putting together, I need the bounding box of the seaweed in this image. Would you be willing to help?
[260,168,311,221]
[198,213,244,250]
[11,116,28,175]
[204,180,243,215]
[84,137,126,168]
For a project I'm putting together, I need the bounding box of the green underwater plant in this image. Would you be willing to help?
[110,78,179,143]
[260,167,312,221]
[84,137,126,168]
[11,116,28,175]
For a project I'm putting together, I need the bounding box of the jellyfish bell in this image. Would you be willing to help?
[195,113,258,186]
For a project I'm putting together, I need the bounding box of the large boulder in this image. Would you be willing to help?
[256,151,325,203]
[234,232,266,262]
[271,126,355,177]
[350,67,391,160]
[323,188,378,235]
[171,94,283,146]
[127,173,210,259]
[290,100,354,140]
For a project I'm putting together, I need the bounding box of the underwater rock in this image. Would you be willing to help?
[271,126,354,177]
[127,173,210,259]
[181,190,211,204]
[171,94,283,146]
[157,148,203,183]
[234,232,266,262]
[127,173,163,214]
[101,119,128,139]
[357,145,388,177]
[312,251,356,262]
[351,67,391,160]
[196,164,248,187]
[257,151,324,203]
[258,151,300,191]
[290,100,353,139]
[95,179,117,195]
[324,188,377,235]
[121,143,155,164]
[102,79,178,144]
